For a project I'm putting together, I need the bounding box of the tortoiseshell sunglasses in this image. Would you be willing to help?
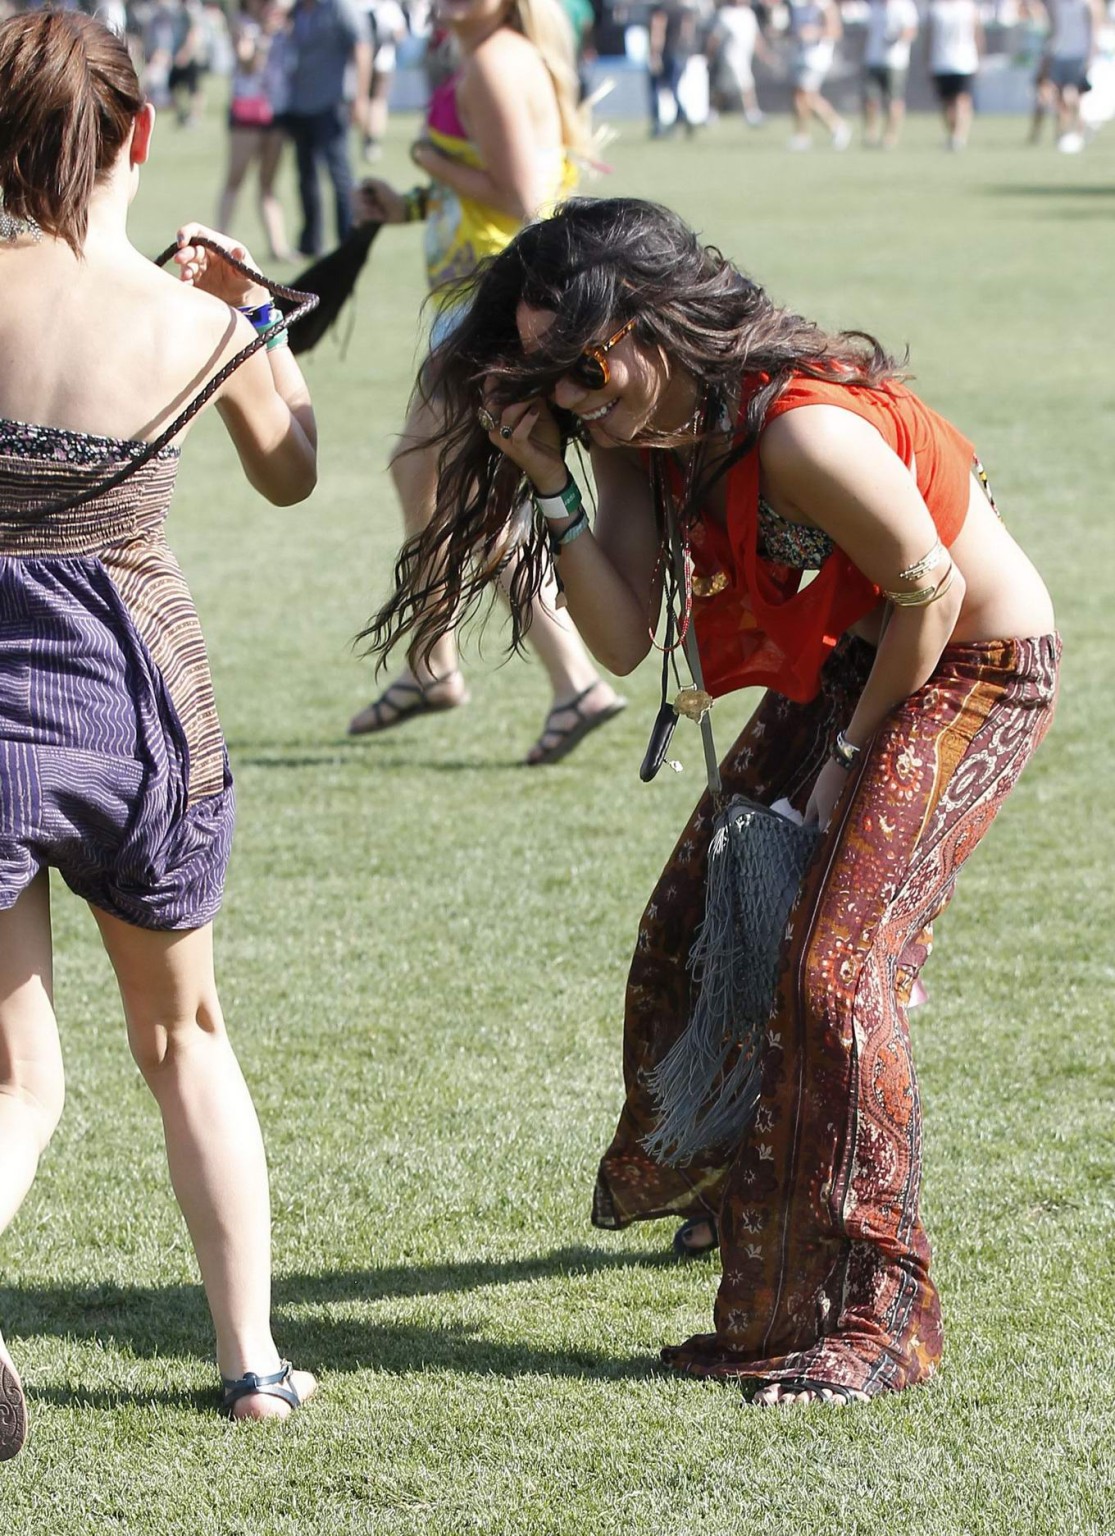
[567,317,636,391]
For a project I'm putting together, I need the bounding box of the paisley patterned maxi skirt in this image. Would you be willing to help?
[593,633,1061,1397]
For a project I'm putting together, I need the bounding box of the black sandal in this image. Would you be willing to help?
[524,682,627,766]
[219,1360,306,1418]
[672,1217,719,1258]
[347,672,469,737]
[745,1375,860,1406]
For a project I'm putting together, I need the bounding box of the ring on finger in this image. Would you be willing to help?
[477,406,498,433]
[499,425,513,440]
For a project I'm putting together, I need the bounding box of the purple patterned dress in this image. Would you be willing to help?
[0,418,235,929]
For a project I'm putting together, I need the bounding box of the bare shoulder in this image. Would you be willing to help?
[760,403,888,480]
[109,246,242,340]
[139,260,258,381]
[463,28,545,94]
[107,252,257,418]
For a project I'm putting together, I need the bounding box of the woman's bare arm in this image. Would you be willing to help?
[760,405,966,750]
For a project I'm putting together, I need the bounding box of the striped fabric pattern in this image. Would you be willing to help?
[0,420,234,930]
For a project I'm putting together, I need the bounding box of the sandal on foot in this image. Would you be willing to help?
[348,673,468,737]
[745,1375,860,1407]
[220,1360,306,1419]
[0,1356,28,1461]
[672,1218,719,1258]
[525,682,627,766]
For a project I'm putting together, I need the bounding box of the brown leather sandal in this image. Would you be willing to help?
[0,1355,28,1461]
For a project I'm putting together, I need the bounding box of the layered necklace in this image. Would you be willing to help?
[640,389,719,779]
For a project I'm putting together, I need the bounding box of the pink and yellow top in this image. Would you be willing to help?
[423,72,576,306]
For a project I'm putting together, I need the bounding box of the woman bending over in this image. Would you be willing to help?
[367,198,1058,1405]
[0,9,317,1456]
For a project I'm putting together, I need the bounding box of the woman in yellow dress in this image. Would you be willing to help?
[348,0,626,764]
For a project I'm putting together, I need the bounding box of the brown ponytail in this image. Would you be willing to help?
[0,10,144,256]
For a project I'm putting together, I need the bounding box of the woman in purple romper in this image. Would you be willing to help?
[0,10,319,1456]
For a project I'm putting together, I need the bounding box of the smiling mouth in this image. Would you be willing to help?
[578,399,619,425]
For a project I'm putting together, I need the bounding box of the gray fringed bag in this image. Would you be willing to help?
[642,526,821,1168]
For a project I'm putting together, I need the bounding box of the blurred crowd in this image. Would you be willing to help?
[637,0,1113,151]
[0,0,1107,234]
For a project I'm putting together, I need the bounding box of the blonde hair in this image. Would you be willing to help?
[510,0,593,161]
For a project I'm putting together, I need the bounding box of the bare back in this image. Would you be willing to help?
[0,233,255,446]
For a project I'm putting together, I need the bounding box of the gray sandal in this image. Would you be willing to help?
[219,1360,306,1418]
[525,682,627,766]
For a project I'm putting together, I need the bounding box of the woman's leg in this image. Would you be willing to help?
[885,100,905,147]
[1057,81,1084,141]
[91,909,315,1419]
[593,648,869,1232]
[216,127,258,235]
[258,128,293,263]
[0,872,63,1232]
[952,90,973,148]
[348,395,468,734]
[0,871,64,1458]
[662,636,1060,1404]
[791,86,811,139]
[863,83,881,145]
[809,85,848,141]
[504,564,625,766]
[365,70,392,158]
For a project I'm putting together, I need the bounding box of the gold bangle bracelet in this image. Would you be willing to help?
[897,537,945,584]
[885,561,955,608]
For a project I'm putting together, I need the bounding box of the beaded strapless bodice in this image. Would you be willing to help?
[0,418,180,554]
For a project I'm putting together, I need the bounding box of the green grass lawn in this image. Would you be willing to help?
[2,107,1114,1533]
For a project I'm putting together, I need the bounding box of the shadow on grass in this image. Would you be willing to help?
[29,1381,215,1413]
[982,184,1115,219]
[1,1244,684,1394]
[983,184,1115,197]
[230,735,530,773]
[237,749,527,773]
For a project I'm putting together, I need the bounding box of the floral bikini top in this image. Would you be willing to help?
[755,498,833,568]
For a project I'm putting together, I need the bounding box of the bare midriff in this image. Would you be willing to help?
[848,469,1054,648]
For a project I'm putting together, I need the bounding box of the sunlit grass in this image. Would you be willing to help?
[1,105,1112,1534]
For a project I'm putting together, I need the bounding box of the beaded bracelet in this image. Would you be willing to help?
[832,729,861,770]
[533,470,583,523]
[237,300,289,352]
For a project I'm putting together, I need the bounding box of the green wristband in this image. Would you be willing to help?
[532,471,582,522]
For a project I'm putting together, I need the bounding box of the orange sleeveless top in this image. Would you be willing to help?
[688,375,975,703]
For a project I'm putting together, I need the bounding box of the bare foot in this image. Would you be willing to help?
[228,1367,318,1422]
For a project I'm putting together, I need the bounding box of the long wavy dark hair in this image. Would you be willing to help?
[363,197,905,668]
